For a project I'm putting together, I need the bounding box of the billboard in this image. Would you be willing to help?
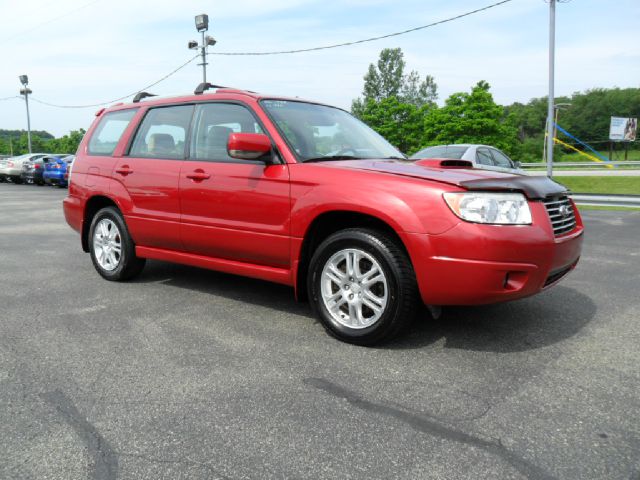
[609,117,637,141]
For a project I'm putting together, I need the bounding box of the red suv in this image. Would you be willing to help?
[63,87,583,345]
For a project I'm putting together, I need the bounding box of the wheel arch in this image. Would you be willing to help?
[294,210,411,302]
[81,195,121,252]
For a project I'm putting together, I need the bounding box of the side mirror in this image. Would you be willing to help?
[227,133,271,161]
[514,161,522,168]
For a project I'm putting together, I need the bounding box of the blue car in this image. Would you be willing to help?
[43,155,74,187]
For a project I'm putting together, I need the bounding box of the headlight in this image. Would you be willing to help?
[443,192,532,225]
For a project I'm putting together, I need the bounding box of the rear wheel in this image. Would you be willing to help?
[308,228,419,345]
[88,207,145,281]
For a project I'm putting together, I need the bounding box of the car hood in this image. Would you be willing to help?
[322,159,569,200]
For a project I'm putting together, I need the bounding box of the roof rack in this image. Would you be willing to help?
[194,82,227,95]
[132,92,157,103]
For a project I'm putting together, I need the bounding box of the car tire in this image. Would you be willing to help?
[308,228,419,346]
[11,176,23,184]
[88,207,145,281]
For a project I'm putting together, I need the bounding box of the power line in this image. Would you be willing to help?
[0,96,20,101]
[209,0,515,56]
[0,0,102,45]
[8,0,515,109]
[28,54,200,109]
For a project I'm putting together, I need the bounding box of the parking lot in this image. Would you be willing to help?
[1,183,639,480]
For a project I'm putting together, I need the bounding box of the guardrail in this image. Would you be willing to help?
[522,161,640,168]
[571,194,640,208]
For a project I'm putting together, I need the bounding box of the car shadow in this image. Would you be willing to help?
[133,261,596,353]
[387,286,597,353]
[132,260,312,318]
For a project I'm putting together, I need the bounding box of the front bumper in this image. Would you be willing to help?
[406,201,584,305]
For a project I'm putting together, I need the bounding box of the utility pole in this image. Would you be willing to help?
[545,0,556,178]
[200,28,207,83]
[19,75,32,154]
[190,14,216,84]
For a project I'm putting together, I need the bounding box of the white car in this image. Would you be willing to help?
[0,153,48,183]
[410,144,525,175]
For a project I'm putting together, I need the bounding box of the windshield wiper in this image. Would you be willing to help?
[382,156,408,160]
[303,155,364,163]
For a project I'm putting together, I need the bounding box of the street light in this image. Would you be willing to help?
[189,13,216,83]
[544,102,572,172]
[195,14,208,32]
[18,75,32,154]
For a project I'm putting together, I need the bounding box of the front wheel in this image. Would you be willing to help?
[308,228,419,345]
[88,207,145,281]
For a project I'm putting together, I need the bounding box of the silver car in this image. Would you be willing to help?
[0,153,48,183]
[410,144,525,174]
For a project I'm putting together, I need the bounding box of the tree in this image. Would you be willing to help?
[359,97,425,154]
[352,48,438,116]
[0,128,86,155]
[401,72,437,109]
[423,81,519,156]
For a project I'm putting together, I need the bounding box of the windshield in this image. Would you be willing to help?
[260,100,405,162]
[410,146,468,160]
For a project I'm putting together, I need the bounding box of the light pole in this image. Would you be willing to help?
[189,14,216,83]
[19,75,32,154]
[553,102,571,139]
[544,102,571,169]
[545,0,556,177]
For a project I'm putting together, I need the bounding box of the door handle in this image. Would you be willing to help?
[115,165,133,176]
[186,170,211,181]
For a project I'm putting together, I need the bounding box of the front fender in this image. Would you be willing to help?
[290,183,425,237]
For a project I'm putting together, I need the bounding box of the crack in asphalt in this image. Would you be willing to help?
[304,377,556,480]
[41,390,117,480]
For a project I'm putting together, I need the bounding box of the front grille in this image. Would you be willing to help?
[544,195,576,236]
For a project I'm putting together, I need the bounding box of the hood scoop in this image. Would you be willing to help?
[415,158,474,169]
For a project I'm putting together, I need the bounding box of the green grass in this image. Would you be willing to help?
[552,176,640,195]
[576,205,640,212]
[559,149,640,163]
[524,148,640,168]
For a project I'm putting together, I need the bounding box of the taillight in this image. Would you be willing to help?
[34,164,40,169]
[7,161,14,167]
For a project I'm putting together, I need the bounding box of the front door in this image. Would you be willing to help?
[115,104,194,250]
[179,102,291,268]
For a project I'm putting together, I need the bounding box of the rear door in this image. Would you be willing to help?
[179,102,291,268]
[114,104,194,251]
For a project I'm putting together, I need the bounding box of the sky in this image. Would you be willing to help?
[0,0,638,137]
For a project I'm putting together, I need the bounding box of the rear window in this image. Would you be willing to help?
[410,146,467,160]
[88,109,137,156]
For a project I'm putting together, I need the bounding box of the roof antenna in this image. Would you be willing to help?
[132,92,157,103]
[194,82,226,95]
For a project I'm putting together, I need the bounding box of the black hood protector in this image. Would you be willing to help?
[459,175,569,200]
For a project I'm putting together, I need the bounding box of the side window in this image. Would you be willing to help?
[88,109,137,155]
[129,105,194,159]
[476,148,495,166]
[490,149,514,168]
[190,103,265,162]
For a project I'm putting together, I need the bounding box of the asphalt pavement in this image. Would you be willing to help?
[1,184,639,480]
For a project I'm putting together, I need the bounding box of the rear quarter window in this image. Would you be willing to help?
[87,109,137,156]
